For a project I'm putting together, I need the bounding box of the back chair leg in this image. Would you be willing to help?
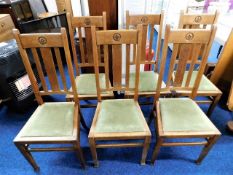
[15,143,39,172]
[196,135,220,164]
[141,136,151,165]
[207,94,221,117]
[75,142,86,169]
[79,109,90,132]
[89,138,99,167]
[151,138,163,165]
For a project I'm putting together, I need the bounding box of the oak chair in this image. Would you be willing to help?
[66,11,113,102]
[88,25,151,167]
[13,28,85,171]
[151,25,221,165]
[177,10,221,117]
[125,11,164,96]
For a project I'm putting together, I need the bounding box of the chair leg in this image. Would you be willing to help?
[89,137,99,167]
[79,109,90,132]
[75,142,86,169]
[151,138,163,165]
[141,136,151,165]
[15,143,39,172]
[196,135,219,164]
[207,94,221,117]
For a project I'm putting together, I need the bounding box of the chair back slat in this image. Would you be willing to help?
[77,27,86,64]
[112,44,122,90]
[54,47,67,91]
[40,48,60,91]
[104,45,110,89]
[31,48,48,92]
[67,12,107,75]
[91,26,143,101]
[156,25,217,100]
[13,28,79,104]
[126,11,164,69]
[185,44,202,87]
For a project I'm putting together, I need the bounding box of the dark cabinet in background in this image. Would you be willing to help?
[0,0,33,29]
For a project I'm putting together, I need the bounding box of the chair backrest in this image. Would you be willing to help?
[156,25,216,100]
[13,28,79,105]
[178,10,219,29]
[67,12,107,76]
[91,25,143,101]
[126,11,164,71]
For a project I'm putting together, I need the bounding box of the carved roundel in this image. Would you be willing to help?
[1,22,5,28]
[113,33,121,41]
[84,18,91,25]
[38,36,47,45]
[185,32,194,41]
[141,16,148,23]
[194,16,202,23]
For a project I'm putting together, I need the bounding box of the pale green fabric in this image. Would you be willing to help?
[175,71,218,91]
[129,71,163,92]
[159,98,218,132]
[95,99,145,133]
[75,73,106,95]
[20,102,74,137]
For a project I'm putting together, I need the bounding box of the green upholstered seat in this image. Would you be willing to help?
[19,102,75,137]
[129,71,164,92]
[75,73,107,95]
[95,99,145,133]
[159,98,219,132]
[174,71,219,91]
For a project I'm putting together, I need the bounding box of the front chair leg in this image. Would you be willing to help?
[207,94,221,117]
[196,135,220,164]
[75,142,86,169]
[141,136,151,165]
[89,138,99,167]
[151,138,163,165]
[15,143,39,172]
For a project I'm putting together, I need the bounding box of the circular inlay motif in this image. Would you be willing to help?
[1,23,5,27]
[84,18,91,25]
[141,16,148,23]
[194,16,202,23]
[38,36,47,45]
[113,33,121,41]
[185,32,194,40]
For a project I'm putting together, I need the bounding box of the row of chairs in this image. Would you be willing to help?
[13,9,221,171]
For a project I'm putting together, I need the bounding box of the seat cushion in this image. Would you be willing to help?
[19,102,75,137]
[129,71,163,92]
[95,99,145,133]
[174,71,219,91]
[159,98,219,132]
[75,73,107,95]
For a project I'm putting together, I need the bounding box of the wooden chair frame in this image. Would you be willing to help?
[150,25,221,165]
[66,11,113,102]
[178,10,221,117]
[125,11,164,97]
[88,25,151,167]
[13,28,85,171]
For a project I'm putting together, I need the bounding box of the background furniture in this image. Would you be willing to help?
[0,0,33,29]
[151,24,221,165]
[13,28,85,171]
[0,14,15,42]
[89,25,151,167]
[211,29,233,99]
